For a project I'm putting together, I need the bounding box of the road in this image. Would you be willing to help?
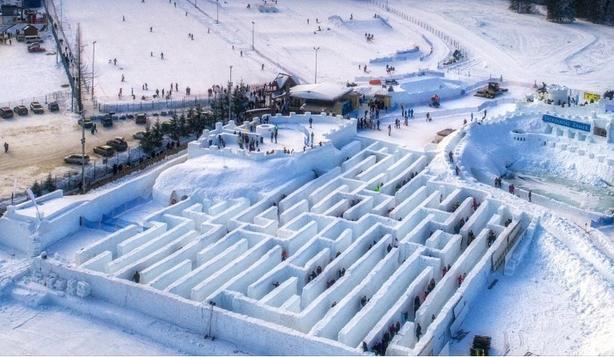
[0,111,148,199]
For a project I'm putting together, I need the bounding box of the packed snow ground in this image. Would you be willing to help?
[450,227,614,356]
[56,0,443,103]
[0,0,613,355]
[0,30,67,104]
[387,0,614,92]
[0,299,182,355]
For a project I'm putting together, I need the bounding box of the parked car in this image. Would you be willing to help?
[133,131,146,140]
[64,154,90,165]
[106,137,128,152]
[78,118,93,129]
[101,115,114,128]
[0,107,14,119]
[135,113,147,124]
[27,44,46,53]
[93,145,115,157]
[47,101,60,112]
[13,105,28,116]
[30,102,44,114]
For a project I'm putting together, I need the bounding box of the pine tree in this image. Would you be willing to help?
[43,174,56,193]
[139,120,164,154]
[606,0,614,24]
[509,0,533,14]
[210,88,229,122]
[231,83,250,122]
[31,181,42,197]
[547,0,576,23]
[575,0,607,23]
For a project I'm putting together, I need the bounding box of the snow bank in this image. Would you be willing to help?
[152,143,344,205]
[458,108,614,188]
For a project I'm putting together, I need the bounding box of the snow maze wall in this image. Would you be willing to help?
[32,138,536,355]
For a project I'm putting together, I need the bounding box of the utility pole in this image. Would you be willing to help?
[216,0,219,24]
[228,65,232,122]
[313,47,320,84]
[76,24,86,193]
[251,21,255,50]
[91,40,96,98]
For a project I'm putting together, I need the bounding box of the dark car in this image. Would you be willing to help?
[13,105,28,116]
[78,118,94,129]
[101,115,114,128]
[135,113,147,124]
[106,137,128,152]
[48,101,60,112]
[64,154,90,165]
[0,107,14,119]
[93,145,115,157]
[30,102,44,114]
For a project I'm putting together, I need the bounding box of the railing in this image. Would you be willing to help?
[0,90,68,109]
[368,0,469,68]
[44,0,76,105]
[491,221,523,272]
[97,95,211,114]
[0,140,190,215]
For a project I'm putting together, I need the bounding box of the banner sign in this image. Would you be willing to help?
[542,114,590,132]
[583,92,601,103]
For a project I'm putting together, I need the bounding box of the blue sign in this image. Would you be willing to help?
[542,114,590,132]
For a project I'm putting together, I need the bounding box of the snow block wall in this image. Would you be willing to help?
[27,138,533,355]
[0,154,188,255]
[188,112,357,160]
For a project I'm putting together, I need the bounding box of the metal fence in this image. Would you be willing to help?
[368,0,469,68]
[44,0,76,104]
[0,90,69,110]
[0,140,191,215]
[97,95,211,114]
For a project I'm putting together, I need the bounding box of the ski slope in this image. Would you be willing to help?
[387,0,614,91]
[56,0,445,103]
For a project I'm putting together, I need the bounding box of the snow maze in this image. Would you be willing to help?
[30,135,538,355]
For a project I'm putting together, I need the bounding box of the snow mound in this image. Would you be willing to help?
[460,114,613,187]
[152,144,344,205]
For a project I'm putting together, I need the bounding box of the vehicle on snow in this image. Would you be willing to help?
[0,107,14,119]
[30,102,44,114]
[106,137,128,152]
[93,145,115,157]
[64,154,90,165]
[13,105,28,116]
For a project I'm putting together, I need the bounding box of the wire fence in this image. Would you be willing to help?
[44,0,77,103]
[96,95,211,114]
[0,139,191,215]
[368,0,469,69]
[0,90,69,110]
